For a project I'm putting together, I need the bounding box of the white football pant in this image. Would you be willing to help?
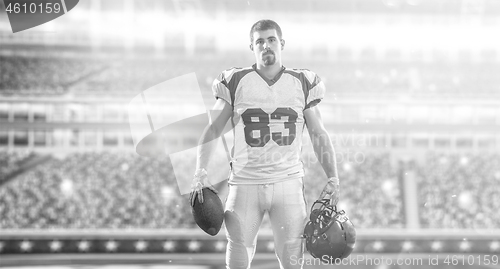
[224,177,308,269]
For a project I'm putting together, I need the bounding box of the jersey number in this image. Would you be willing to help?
[241,108,298,147]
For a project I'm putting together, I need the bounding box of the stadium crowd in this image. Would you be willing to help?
[417,153,500,229]
[0,56,105,95]
[1,150,499,229]
[0,150,406,230]
[0,152,403,229]
[0,152,195,229]
[302,151,404,229]
[0,150,37,184]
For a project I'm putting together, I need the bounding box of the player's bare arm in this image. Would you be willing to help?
[304,104,340,205]
[189,98,233,206]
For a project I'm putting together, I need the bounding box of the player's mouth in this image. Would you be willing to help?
[262,50,274,56]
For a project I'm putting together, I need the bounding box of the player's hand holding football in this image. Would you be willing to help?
[319,177,340,206]
[189,168,218,206]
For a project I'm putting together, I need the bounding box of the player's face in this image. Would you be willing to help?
[251,29,283,66]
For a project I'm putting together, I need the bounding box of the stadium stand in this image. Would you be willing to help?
[1,54,499,98]
[5,150,495,230]
[0,150,37,184]
[0,56,106,95]
[303,151,404,229]
[152,0,500,16]
[302,61,500,97]
[24,0,500,16]
[68,56,246,95]
[70,58,500,97]
[0,151,406,229]
[0,152,196,229]
[417,153,500,229]
[70,60,170,94]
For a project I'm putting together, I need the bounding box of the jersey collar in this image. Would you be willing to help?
[252,64,286,86]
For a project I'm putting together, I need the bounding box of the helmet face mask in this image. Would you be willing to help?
[303,199,356,260]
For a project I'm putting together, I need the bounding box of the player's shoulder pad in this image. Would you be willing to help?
[285,68,325,109]
[213,66,254,106]
[287,68,320,85]
[219,66,253,83]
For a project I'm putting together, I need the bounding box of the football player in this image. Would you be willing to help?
[190,19,340,269]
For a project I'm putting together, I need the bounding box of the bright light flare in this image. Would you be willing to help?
[60,179,74,197]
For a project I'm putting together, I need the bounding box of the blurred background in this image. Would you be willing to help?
[0,0,499,268]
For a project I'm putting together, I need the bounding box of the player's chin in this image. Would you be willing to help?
[262,57,276,66]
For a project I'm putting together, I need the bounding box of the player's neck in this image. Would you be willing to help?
[255,62,283,80]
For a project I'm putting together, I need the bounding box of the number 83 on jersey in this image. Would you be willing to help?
[241,107,299,147]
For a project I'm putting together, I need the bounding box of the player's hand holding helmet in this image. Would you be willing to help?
[189,168,218,206]
[303,177,356,261]
[319,177,340,206]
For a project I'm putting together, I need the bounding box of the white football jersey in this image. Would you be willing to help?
[212,64,325,184]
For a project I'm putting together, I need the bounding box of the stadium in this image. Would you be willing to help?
[1,0,499,268]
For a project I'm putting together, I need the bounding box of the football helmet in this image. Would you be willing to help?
[303,199,356,260]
